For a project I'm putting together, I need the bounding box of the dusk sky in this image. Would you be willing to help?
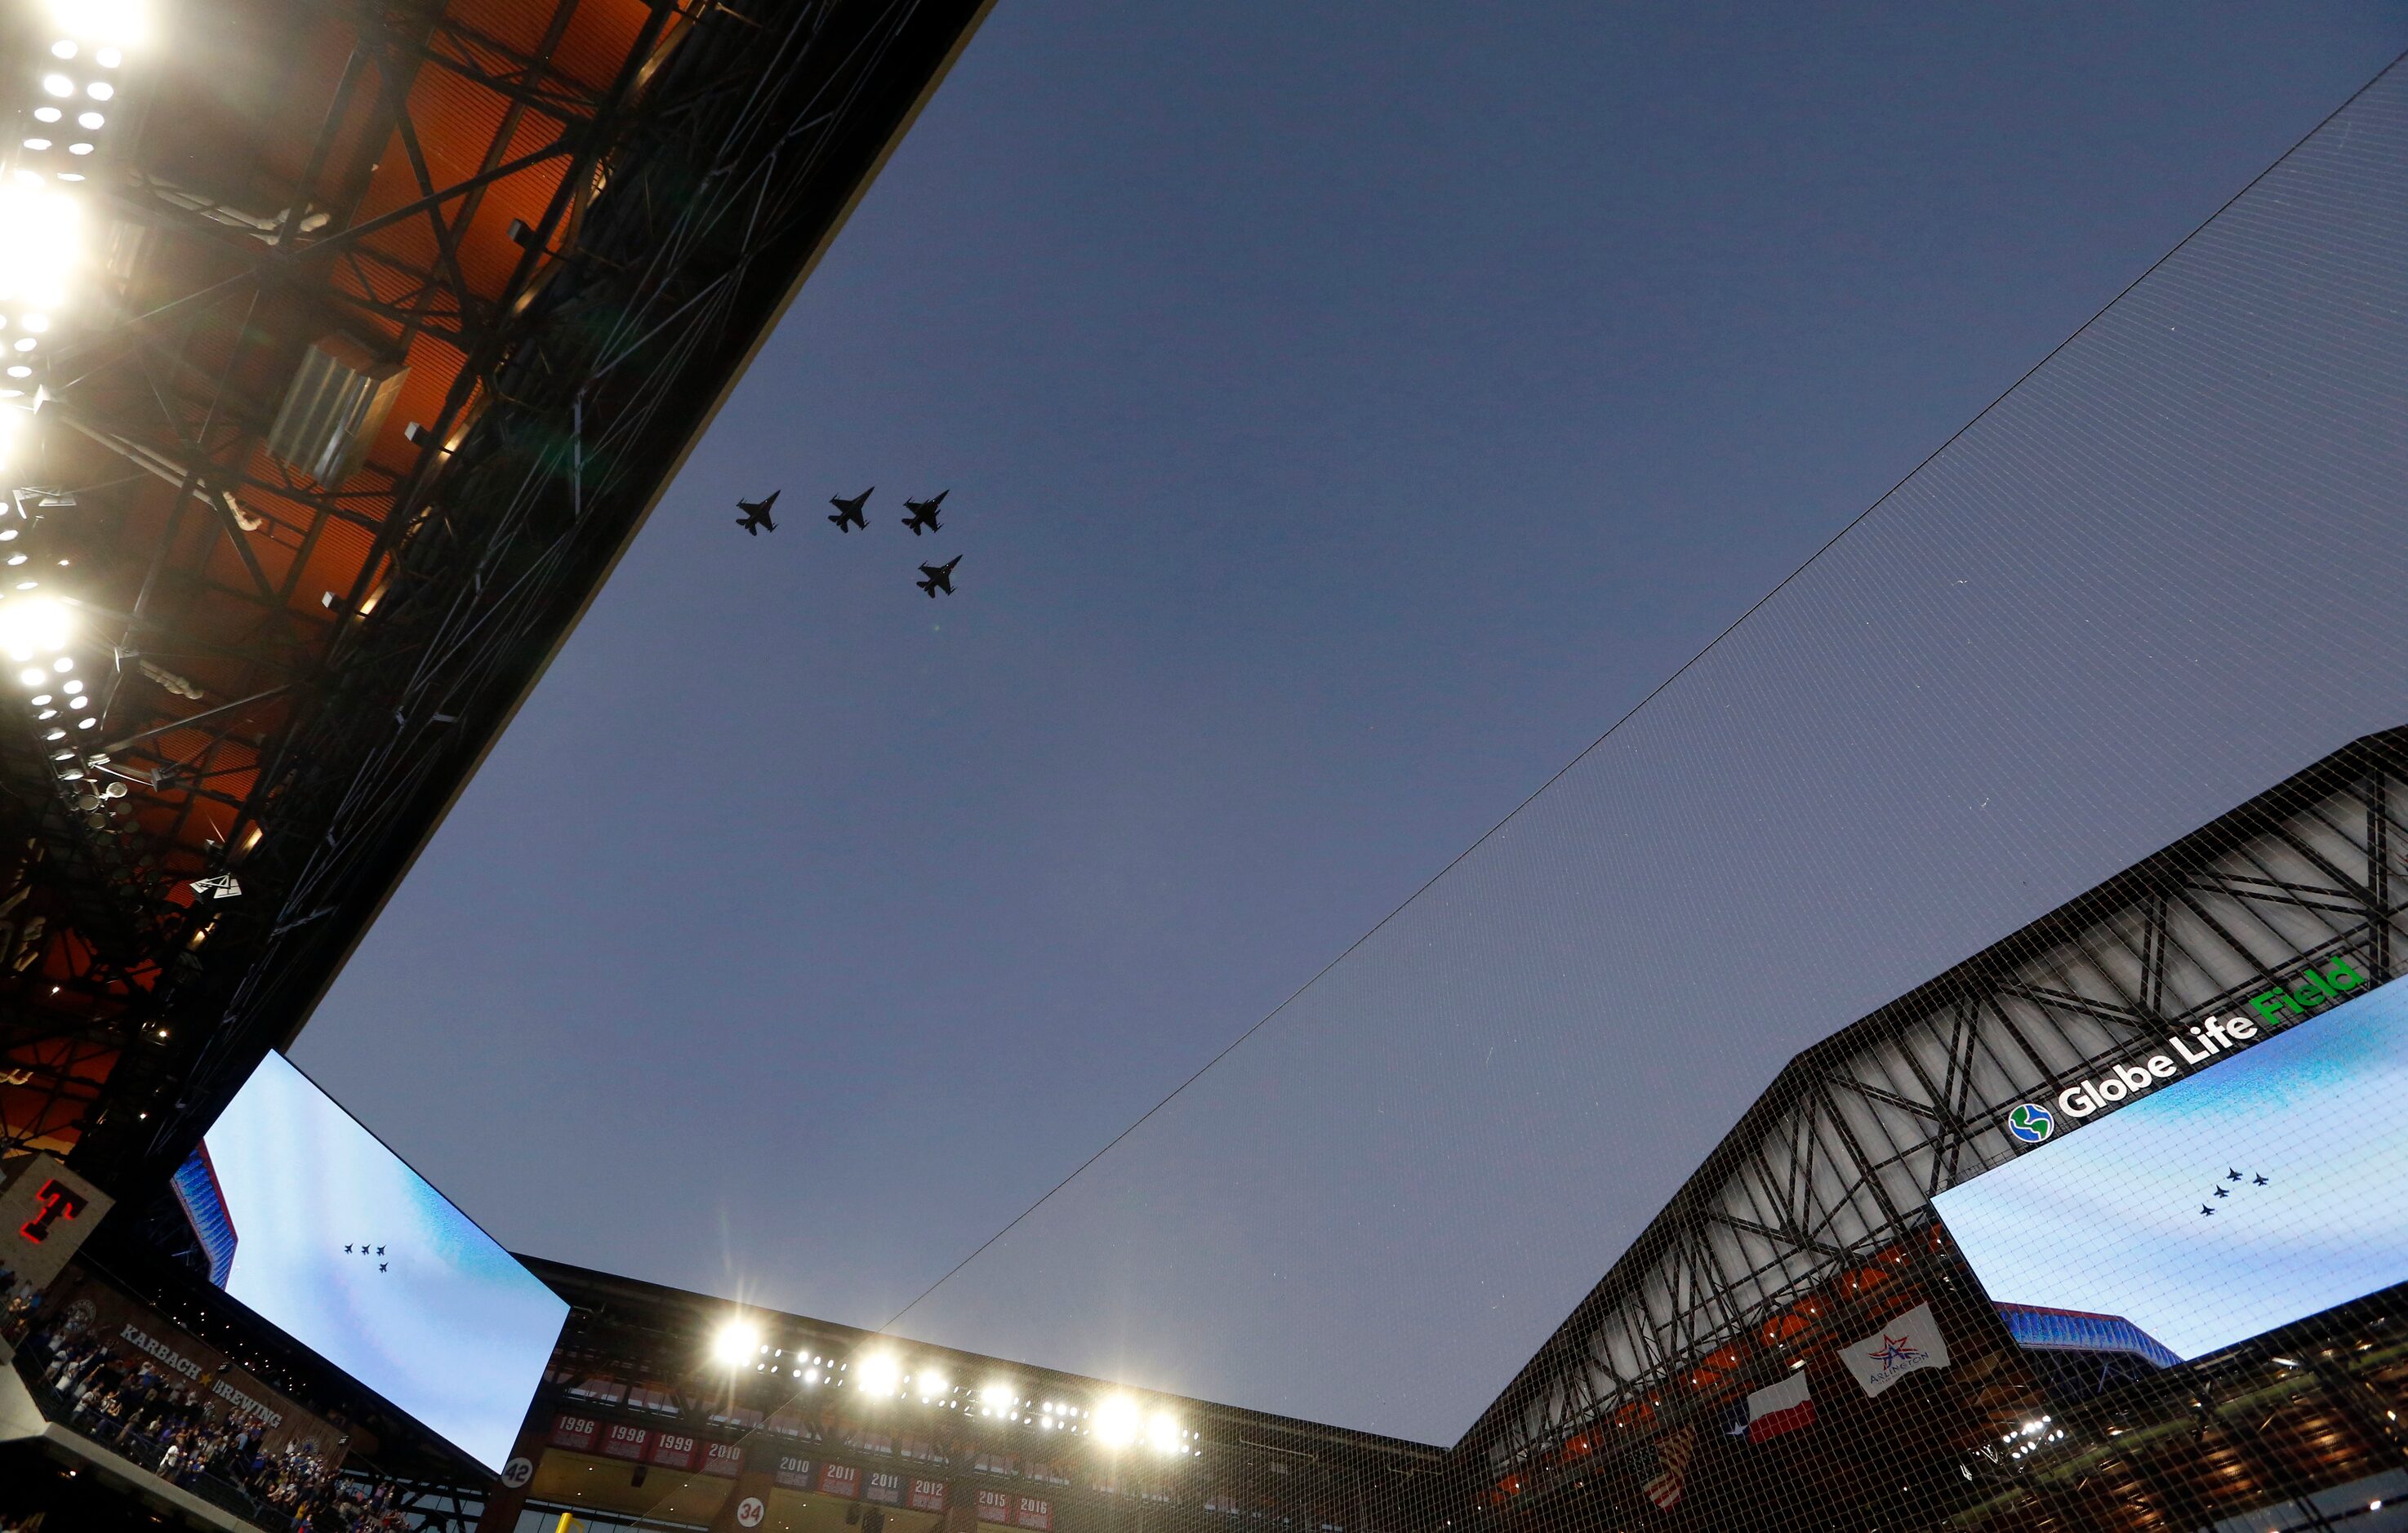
[292,4,2408,1445]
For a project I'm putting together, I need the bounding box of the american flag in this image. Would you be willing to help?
[1641,1424,1696,1511]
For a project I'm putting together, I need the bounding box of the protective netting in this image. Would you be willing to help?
[445,46,2408,1533]
[13,28,2408,1533]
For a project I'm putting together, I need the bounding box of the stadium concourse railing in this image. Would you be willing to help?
[1464,726,2408,1496]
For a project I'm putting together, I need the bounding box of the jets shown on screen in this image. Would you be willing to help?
[828,488,871,531]
[918,556,961,598]
[2199,1168,2271,1215]
[735,491,780,535]
[901,490,948,535]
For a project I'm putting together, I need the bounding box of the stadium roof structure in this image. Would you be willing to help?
[1458,727,2408,1513]
[0,0,991,1192]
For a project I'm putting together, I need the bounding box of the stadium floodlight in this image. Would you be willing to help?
[709,1318,761,1369]
[918,1369,949,1402]
[1093,1394,1140,1448]
[0,595,69,660]
[46,0,146,46]
[0,186,81,312]
[15,666,40,686]
[1147,1411,1184,1456]
[855,1351,901,1397]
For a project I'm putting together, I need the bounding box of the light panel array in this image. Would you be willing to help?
[714,1317,1201,1455]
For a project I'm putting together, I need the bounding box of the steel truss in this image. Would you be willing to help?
[0,0,990,1181]
[1464,729,2408,1483]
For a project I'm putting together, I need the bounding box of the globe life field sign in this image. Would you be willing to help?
[1934,966,2408,1364]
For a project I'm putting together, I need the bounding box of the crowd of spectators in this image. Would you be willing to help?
[2,1260,405,1533]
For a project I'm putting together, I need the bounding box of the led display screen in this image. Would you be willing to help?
[174,1052,566,1473]
[1933,971,2408,1365]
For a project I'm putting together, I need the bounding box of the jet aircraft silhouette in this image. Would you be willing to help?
[2253,1174,2269,1185]
[902,490,948,535]
[737,491,780,535]
[917,555,960,598]
[2226,1168,2243,1181]
[2200,1206,2215,1216]
[829,488,871,531]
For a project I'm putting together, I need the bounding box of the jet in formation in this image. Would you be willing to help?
[829,488,871,531]
[917,555,961,598]
[901,490,948,535]
[736,491,780,535]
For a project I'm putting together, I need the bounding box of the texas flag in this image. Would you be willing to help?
[1738,1371,1814,1442]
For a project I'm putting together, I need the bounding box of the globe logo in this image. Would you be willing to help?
[2007,1103,2054,1144]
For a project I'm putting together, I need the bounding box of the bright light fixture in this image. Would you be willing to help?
[709,1318,761,1368]
[0,597,69,659]
[856,1352,901,1396]
[16,666,42,687]
[47,0,146,47]
[86,82,112,101]
[1147,1411,1184,1455]
[39,75,70,98]
[0,187,82,312]
[1093,1395,1141,1449]
[919,1370,949,1402]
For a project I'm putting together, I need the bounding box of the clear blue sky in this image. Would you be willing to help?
[294,2,2408,1444]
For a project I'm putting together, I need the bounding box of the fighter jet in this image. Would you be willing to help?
[829,488,871,531]
[737,491,780,535]
[2200,1206,2216,1216]
[901,490,948,535]
[2226,1169,2243,1181]
[2253,1174,2269,1185]
[2213,1186,2229,1198]
[917,555,961,598]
